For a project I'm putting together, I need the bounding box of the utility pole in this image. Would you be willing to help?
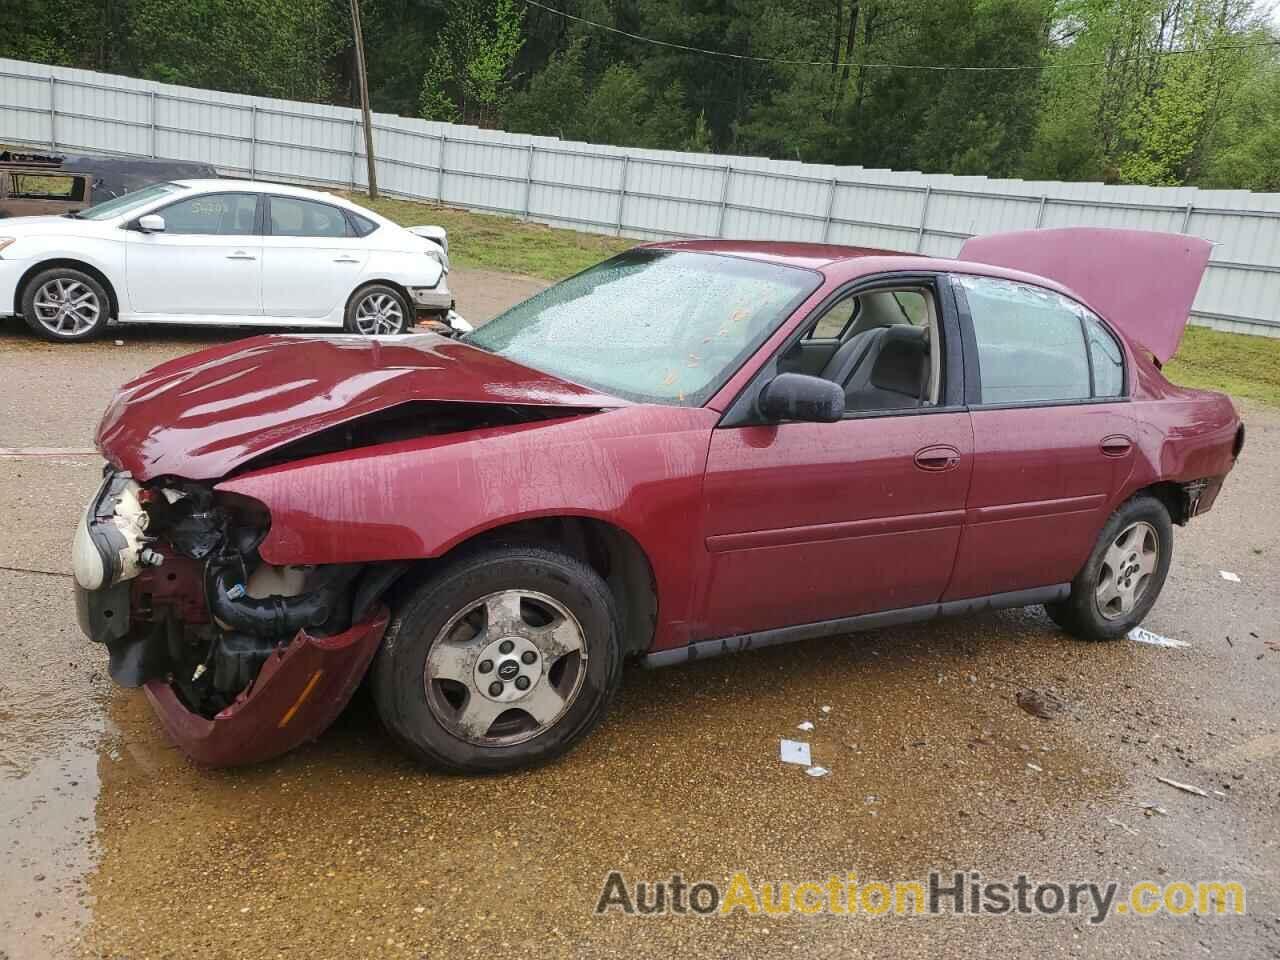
[350,0,378,199]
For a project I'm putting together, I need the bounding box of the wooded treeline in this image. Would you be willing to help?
[4,0,1277,189]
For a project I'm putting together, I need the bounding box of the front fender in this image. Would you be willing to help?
[216,405,719,648]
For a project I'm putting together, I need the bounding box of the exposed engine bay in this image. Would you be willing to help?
[73,468,401,718]
[72,401,602,720]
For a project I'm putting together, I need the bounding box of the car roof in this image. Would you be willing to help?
[641,238,905,269]
[641,237,1088,304]
[172,178,366,207]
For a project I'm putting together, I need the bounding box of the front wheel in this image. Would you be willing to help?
[21,268,110,342]
[1045,494,1173,641]
[345,283,412,335]
[371,546,623,772]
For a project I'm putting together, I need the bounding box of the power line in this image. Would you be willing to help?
[523,0,1280,72]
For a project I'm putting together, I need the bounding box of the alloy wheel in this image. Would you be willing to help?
[1095,521,1159,620]
[353,292,405,335]
[423,589,588,746]
[32,278,101,337]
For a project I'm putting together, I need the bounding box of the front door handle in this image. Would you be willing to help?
[333,256,360,264]
[1101,435,1133,458]
[226,252,257,260]
[914,444,962,472]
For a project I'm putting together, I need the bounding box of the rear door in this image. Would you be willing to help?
[124,191,263,317]
[698,274,973,638]
[260,195,369,320]
[943,273,1134,600]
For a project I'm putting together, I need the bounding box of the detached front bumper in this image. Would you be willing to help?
[144,606,389,767]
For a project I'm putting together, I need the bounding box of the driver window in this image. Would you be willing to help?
[809,286,941,414]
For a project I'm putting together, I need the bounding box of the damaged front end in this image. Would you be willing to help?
[72,468,394,766]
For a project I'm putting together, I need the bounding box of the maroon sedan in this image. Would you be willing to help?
[72,228,1243,772]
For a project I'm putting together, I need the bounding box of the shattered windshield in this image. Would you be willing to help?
[463,249,819,405]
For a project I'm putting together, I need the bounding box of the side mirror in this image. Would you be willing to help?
[136,214,166,233]
[758,373,845,423]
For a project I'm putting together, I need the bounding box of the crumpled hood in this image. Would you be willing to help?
[96,333,627,480]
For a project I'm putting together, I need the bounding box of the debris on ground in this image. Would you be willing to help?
[1157,776,1210,797]
[804,766,829,778]
[1016,688,1068,720]
[1219,570,1242,583]
[1139,803,1169,816]
[1107,817,1140,836]
[796,721,814,732]
[780,739,811,766]
[1026,762,1043,772]
[1129,626,1190,648]
[820,705,832,715]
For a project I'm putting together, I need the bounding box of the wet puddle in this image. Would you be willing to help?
[78,610,1127,958]
[0,569,109,960]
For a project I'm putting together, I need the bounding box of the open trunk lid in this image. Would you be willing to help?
[958,227,1212,363]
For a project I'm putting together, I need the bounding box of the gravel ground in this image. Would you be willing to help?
[1,281,1277,959]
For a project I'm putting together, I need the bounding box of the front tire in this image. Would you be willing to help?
[371,546,623,773]
[345,283,412,335]
[21,267,110,342]
[1045,494,1173,641]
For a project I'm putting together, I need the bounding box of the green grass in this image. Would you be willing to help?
[338,191,1280,405]
[332,191,633,282]
[1165,325,1280,407]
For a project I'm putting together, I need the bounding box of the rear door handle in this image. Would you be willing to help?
[226,252,257,260]
[914,444,962,472]
[1101,435,1133,458]
[333,256,360,263]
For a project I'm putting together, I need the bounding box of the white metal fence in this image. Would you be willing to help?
[3,57,1279,337]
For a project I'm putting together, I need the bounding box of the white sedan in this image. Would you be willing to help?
[0,179,466,342]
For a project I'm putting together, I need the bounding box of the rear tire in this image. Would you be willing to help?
[20,267,110,342]
[371,546,622,773]
[1045,494,1173,641]
[345,283,412,335]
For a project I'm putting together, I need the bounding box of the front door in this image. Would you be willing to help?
[943,274,1135,600]
[698,276,973,639]
[124,191,262,317]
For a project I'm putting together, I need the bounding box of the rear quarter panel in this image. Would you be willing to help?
[216,405,719,650]
[1120,350,1242,509]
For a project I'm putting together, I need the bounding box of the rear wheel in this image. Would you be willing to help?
[21,267,110,342]
[1045,494,1173,641]
[371,546,622,772]
[345,283,411,335]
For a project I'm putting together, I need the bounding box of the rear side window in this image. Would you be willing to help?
[347,211,378,237]
[958,275,1091,404]
[1085,314,1124,397]
[158,193,258,235]
[269,197,350,237]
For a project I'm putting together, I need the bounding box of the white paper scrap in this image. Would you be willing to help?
[1220,570,1242,583]
[796,721,815,732]
[780,739,812,766]
[805,766,829,778]
[1128,626,1190,648]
